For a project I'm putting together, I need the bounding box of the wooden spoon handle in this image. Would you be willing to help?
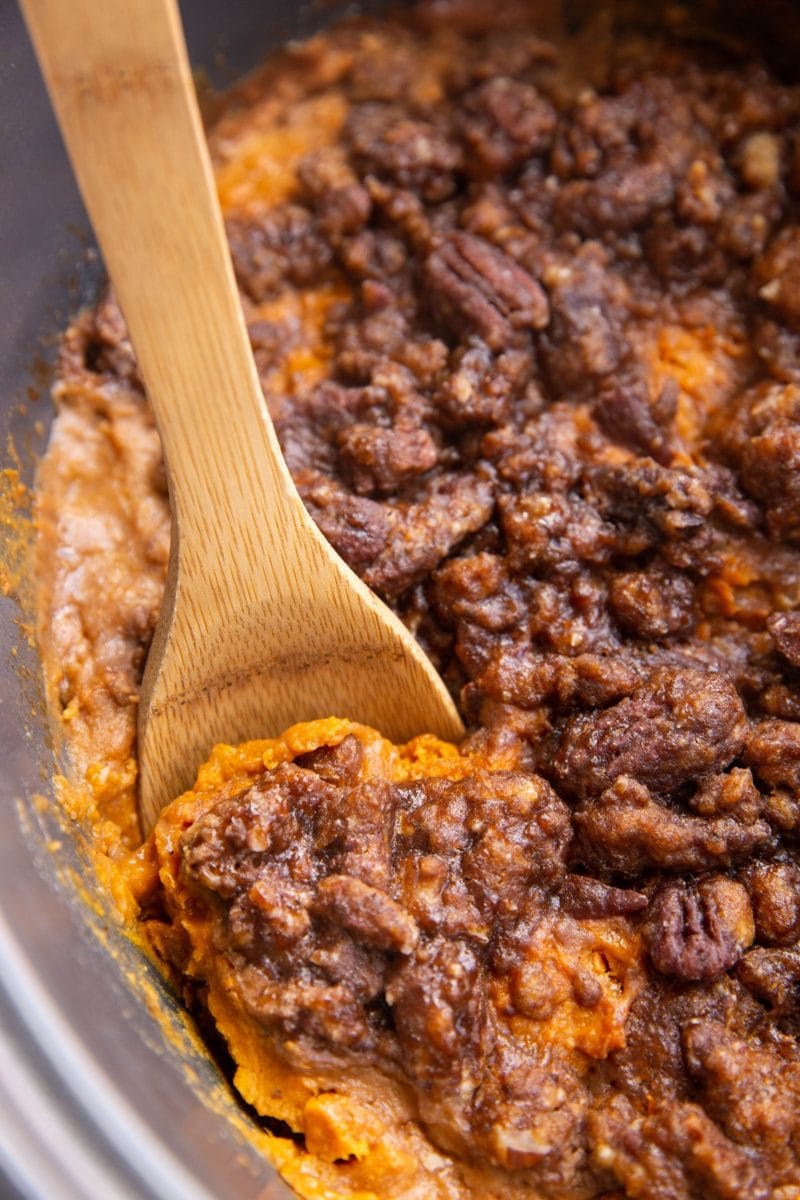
[20,0,296,572]
[24,0,466,822]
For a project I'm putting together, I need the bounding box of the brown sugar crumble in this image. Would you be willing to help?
[35,2,800,1197]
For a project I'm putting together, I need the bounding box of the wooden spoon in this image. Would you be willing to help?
[22,0,464,831]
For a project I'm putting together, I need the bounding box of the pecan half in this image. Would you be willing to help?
[645,877,755,982]
[424,232,549,350]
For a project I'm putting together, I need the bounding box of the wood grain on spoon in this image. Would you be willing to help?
[22,0,464,832]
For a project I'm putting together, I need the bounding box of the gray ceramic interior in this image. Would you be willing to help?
[2,1,799,1197]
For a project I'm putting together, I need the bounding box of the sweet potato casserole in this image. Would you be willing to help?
[35,2,800,1196]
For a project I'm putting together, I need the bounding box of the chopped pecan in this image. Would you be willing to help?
[645,877,755,982]
[294,734,365,786]
[87,286,142,386]
[345,104,462,203]
[459,76,557,175]
[559,875,648,920]
[743,423,800,543]
[314,874,419,953]
[755,225,800,326]
[296,147,372,236]
[689,768,764,825]
[553,652,642,709]
[338,420,439,496]
[500,491,614,574]
[555,160,674,236]
[575,777,771,875]
[742,859,800,945]
[683,1017,800,1164]
[590,461,715,561]
[762,787,800,834]
[735,383,800,542]
[298,471,390,572]
[745,719,800,790]
[361,472,496,599]
[768,611,800,667]
[386,937,486,1080]
[737,946,800,1009]
[608,563,694,641]
[434,341,529,427]
[424,232,549,351]
[432,552,526,634]
[553,668,748,801]
[233,870,312,952]
[589,1093,771,1200]
[537,252,627,393]
[226,206,331,300]
[180,769,332,900]
[478,1039,588,1173]
[594,369,677,464]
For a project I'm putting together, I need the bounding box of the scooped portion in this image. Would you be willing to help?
[147,719,643,1198]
